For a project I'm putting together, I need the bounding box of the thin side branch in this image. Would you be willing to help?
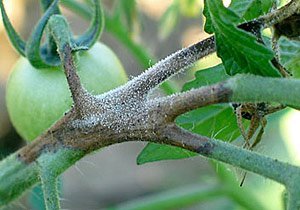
[61,45,86,104]
[119,0,300,99]
[1,75,300,205]
[122,36,215,98]
[48,15,97,117]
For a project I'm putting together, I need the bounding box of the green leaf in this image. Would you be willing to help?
[203,0,239,34]
[229,0,273,21]
[183,64,229,90]
[176,105,244,141]
[179,0,201,17]
[206,0,280,76]
[118,0,137,32]
[26,0,60,68]
[203,0,214,34]
[137,65,248,164]
[261,0,274,14]
[137,143,196,165]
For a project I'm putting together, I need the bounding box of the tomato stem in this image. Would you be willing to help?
[25,0,60,68]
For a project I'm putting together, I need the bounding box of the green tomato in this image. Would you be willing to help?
[6,42,128,142]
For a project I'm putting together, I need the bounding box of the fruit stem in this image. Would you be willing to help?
[47,15,91,115]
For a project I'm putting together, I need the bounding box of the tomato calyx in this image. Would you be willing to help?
[0,0,104,68]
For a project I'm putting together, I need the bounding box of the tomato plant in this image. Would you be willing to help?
[1,0,300,210]
[6,42,127,141]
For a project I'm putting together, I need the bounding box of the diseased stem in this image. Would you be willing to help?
[1,1,300,206]
[154,74,300,122]
[122,36,215,97]
[60,0,177,95]
[161,125,299,186]
[1,74,300,206]
[47,15,96,116]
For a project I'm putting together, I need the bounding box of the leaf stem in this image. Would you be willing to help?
[39,0,61,56]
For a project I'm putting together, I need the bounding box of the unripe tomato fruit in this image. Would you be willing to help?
[6,42,128,142]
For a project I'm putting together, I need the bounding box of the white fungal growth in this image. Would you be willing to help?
[69,37,216,137]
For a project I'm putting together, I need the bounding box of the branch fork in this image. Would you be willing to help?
[1,1,300,209]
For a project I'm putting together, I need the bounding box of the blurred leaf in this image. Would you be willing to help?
[110,183,227,210]
[159,4,180,39]
[179,0,201,17]
[138,65,248,164]
[205,0,280,76]
[112,0,139,34]
[119,0,137,32]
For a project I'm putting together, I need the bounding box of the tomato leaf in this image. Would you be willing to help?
[137,65,248,164]
[204,0,280,77]
[183,64,229,91]
[180,65,244,141]
[203,0,214,34]
[137,143,196,165]
[229,0,273,21]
